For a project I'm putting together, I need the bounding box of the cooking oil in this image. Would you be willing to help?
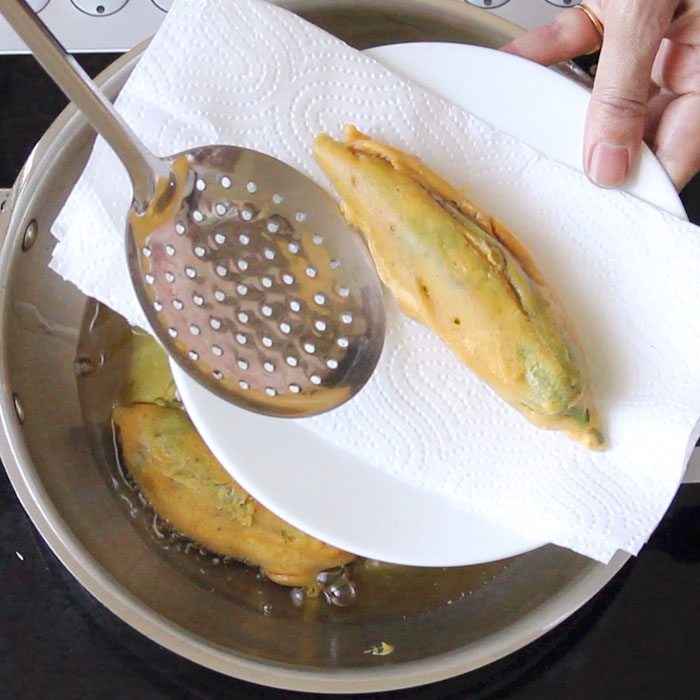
[75,300,516,623]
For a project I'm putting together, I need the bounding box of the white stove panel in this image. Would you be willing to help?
[0,0,580,54]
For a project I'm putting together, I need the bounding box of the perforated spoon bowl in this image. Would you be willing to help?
[2,0,385,416]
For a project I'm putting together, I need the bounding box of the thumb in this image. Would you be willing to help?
[584,1,676,188]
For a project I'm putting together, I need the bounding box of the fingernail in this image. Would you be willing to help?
[588,143,630,188]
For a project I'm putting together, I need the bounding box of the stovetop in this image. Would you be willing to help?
[2,47,700,700]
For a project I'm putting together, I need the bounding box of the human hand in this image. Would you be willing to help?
[501,1,700,191]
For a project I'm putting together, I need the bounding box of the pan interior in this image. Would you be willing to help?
[0,0,607,679]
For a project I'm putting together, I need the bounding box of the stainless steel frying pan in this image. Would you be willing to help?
[0,0,665,692]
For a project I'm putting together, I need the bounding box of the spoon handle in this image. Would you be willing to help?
[0,0,166,209]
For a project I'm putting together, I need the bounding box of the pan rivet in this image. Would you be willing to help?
[12,393,24,424]
[21,220,38,252]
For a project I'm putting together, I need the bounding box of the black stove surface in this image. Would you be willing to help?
[2,54,700,700]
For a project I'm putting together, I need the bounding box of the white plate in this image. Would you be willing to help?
[370,44,684,218]
[173,44,686,567]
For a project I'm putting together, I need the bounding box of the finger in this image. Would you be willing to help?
[652,92,700,190]
[652,39,700,95]
[584,0,678,188]
[501,5,603,65]
[644,87,675,144]
[666,4,700,44]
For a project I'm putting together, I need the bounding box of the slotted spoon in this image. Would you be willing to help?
[2,0,386,417]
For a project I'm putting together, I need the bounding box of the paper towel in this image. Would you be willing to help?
[51,0,700,562]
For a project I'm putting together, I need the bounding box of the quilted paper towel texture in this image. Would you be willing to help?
[51,0,700,562]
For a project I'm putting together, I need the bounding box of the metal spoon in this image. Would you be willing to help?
[1,0,386,417]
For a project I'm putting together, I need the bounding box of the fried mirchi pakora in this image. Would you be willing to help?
[314,127,604,449]
[112,335,354,588]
